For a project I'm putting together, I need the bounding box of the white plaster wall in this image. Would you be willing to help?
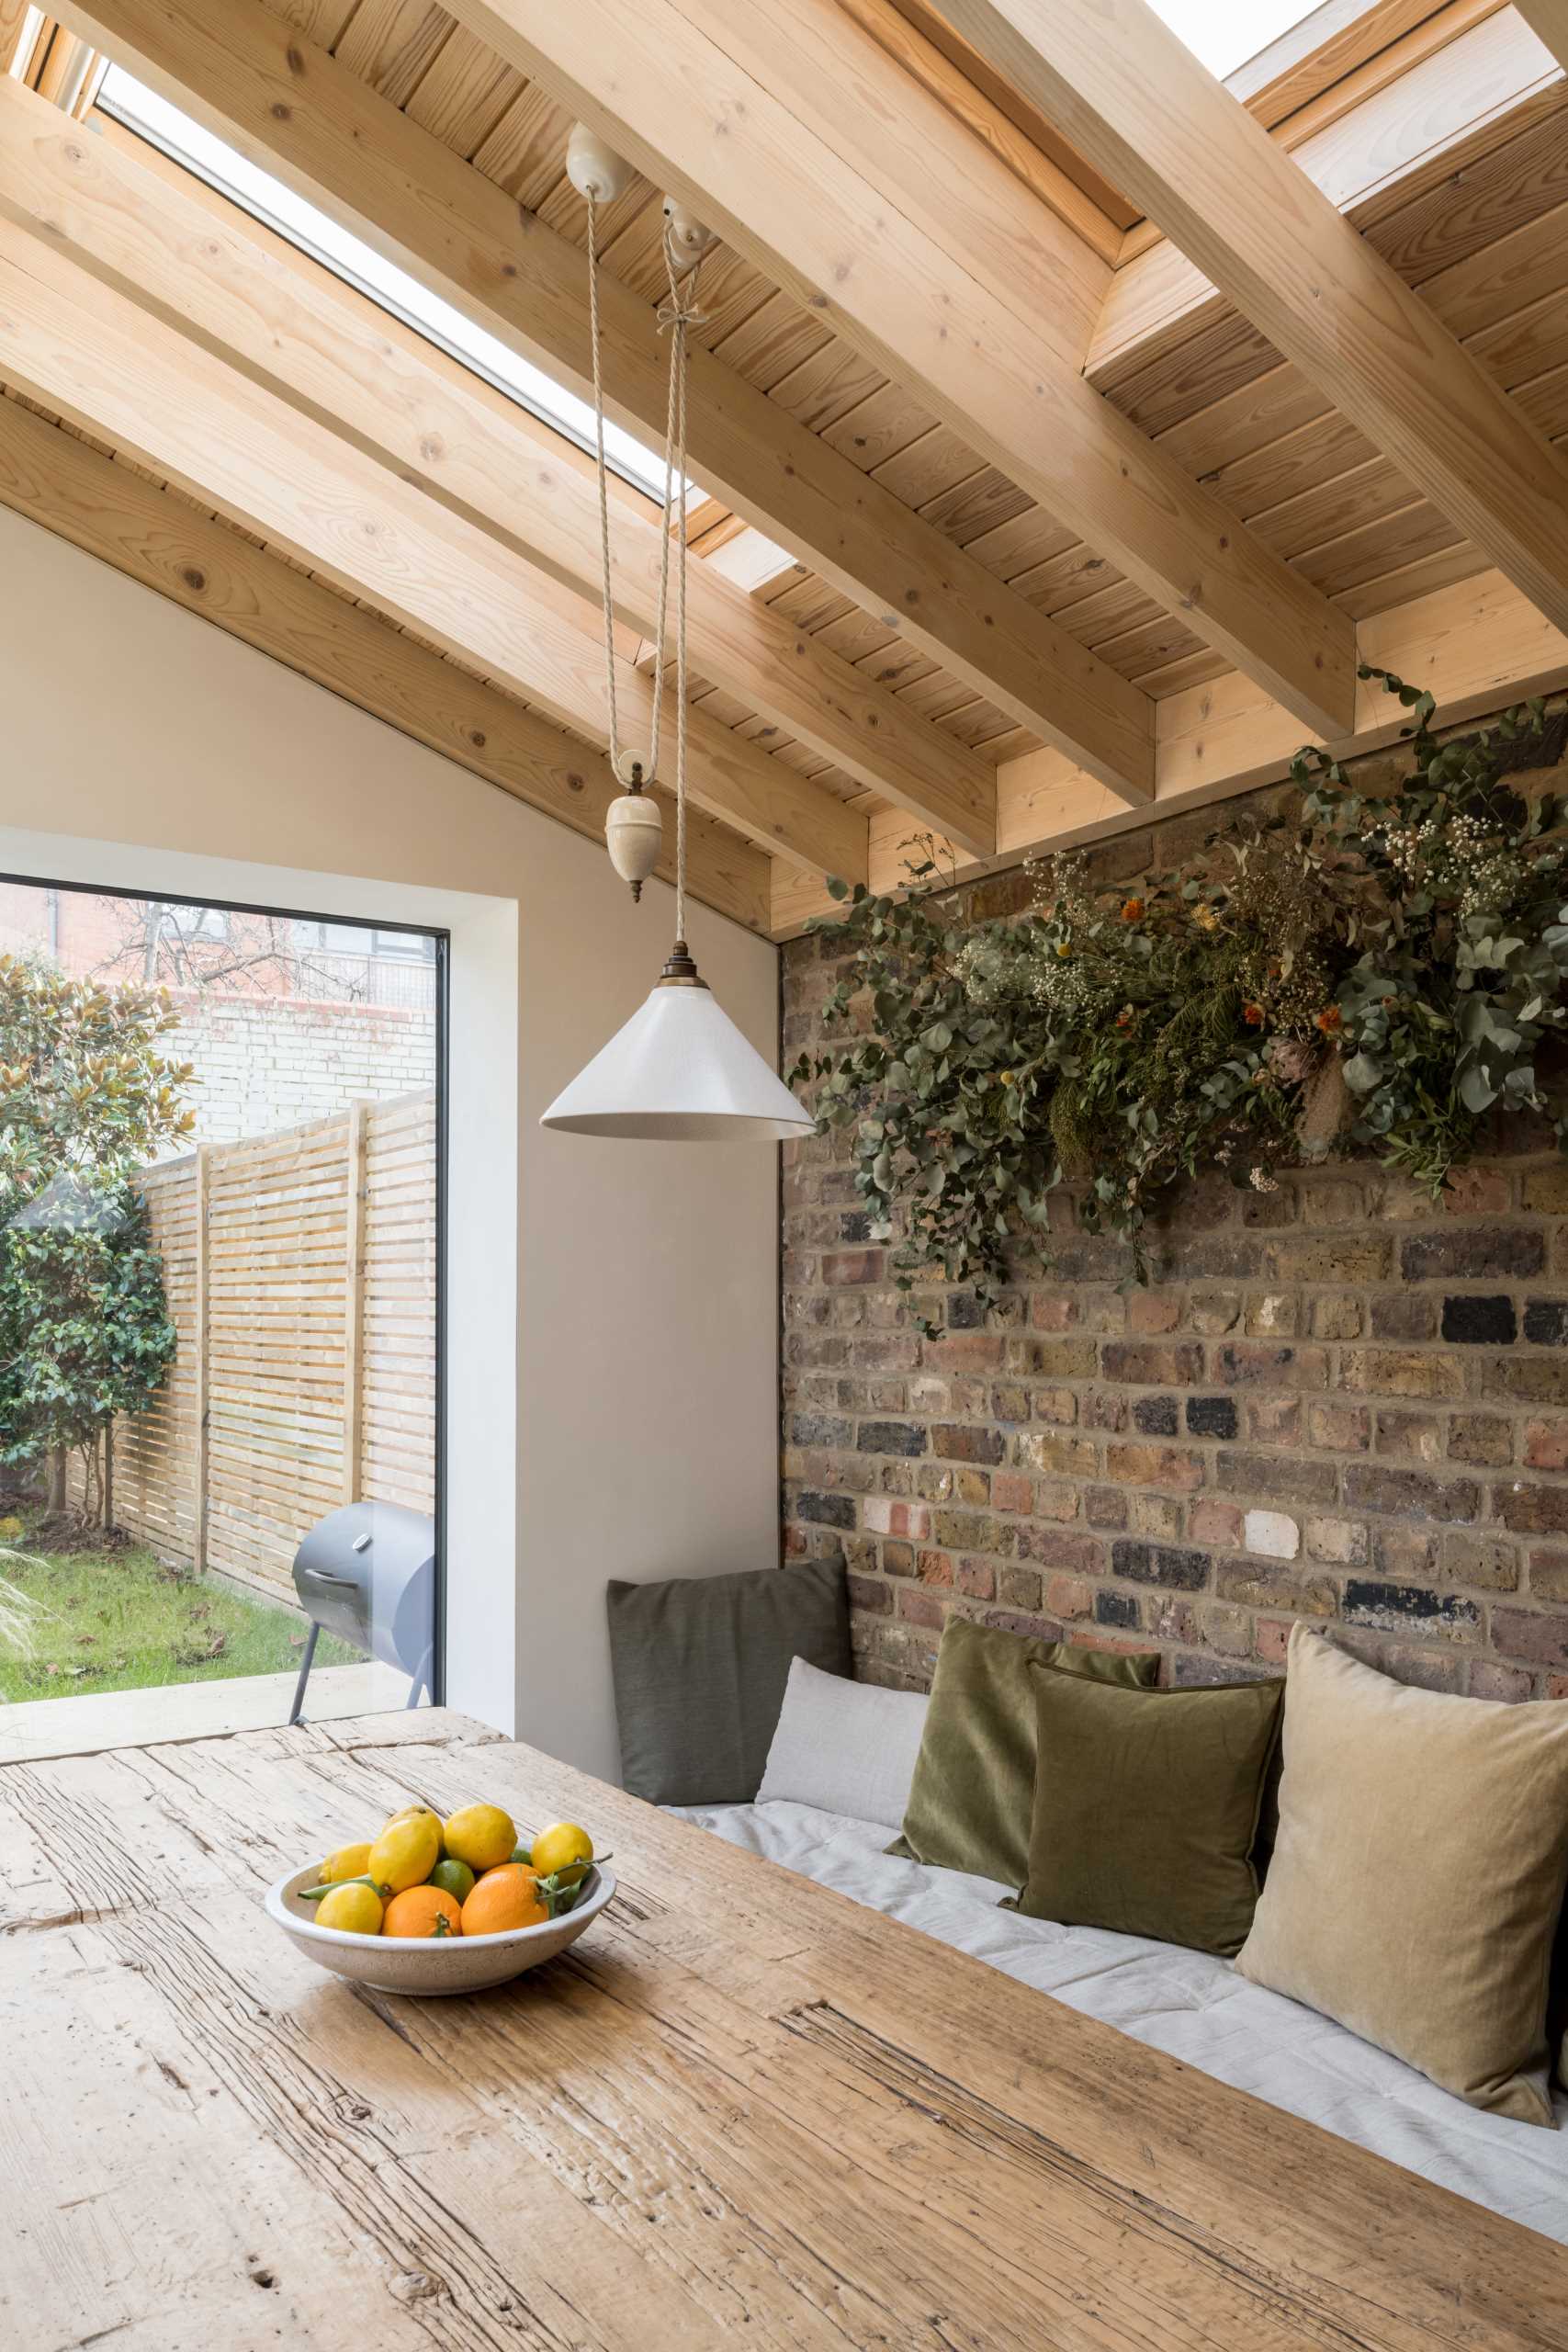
[0,506,782,1781]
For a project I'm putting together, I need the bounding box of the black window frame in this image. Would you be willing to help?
[0,866,450,1707]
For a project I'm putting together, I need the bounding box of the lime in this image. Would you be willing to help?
[429,1856,476,1905]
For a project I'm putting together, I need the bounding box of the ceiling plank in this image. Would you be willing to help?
[0,79,957,859]
[431,0,1357,741]
[0,220,869,882]
[1515,0,1568,69]
[0,394,771,931]
[55,0,1157,820]
[941,0,1568,650]
[773,563,1568,930]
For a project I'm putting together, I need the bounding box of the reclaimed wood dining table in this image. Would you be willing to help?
[3,1704,1566,2351]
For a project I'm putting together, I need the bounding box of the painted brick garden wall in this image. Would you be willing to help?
[162,991,436,1151]
[781,746,1568,1703]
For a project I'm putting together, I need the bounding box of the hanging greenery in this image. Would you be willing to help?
[791,670,1567,1309]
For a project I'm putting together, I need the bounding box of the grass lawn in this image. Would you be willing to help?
[0,1536,363,1704]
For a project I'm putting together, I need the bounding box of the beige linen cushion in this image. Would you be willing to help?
[1236,1625,1568,2127]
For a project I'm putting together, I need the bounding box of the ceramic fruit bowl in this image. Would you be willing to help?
[265,1860,615,1996]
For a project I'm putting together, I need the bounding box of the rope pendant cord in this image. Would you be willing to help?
[584,187,627,783]
[584,180,705,943]
[662,230,705,949]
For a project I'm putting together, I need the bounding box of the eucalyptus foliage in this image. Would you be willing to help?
[1294,683,1564,1191]
[792,672,1566,1307]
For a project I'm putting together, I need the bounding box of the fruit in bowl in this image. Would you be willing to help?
[265,1803,615,1995]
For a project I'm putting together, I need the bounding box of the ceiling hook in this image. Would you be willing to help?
[661,195,717,264]
[566,124,636,205]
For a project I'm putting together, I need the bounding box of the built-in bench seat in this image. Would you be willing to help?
[671,1795,1568,2246]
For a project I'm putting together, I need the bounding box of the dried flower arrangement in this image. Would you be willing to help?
[791,670,1567,1310]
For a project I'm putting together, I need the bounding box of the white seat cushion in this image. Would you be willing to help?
[756,1656,928,1830]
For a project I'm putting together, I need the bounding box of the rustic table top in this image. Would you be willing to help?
[3,1705,1564,2351]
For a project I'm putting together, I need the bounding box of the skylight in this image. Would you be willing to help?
[96,65,678,503]
[1146,0,1329,77]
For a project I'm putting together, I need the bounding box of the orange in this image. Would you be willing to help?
[382,1883,463,1939]
[461,1862,547,1938]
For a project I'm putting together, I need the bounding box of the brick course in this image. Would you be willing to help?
[781,756,1568,1702]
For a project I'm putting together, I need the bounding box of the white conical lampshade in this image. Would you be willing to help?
[541,970,814,1139]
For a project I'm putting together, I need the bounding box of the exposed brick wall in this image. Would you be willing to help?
[781,751,1568,1703]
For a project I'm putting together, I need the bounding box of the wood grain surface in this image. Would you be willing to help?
[3,1707,1566,2349]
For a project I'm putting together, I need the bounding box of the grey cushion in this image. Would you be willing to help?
[606,1559,851,1804]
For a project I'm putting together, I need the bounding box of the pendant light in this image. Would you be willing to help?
[541,133,814,1144]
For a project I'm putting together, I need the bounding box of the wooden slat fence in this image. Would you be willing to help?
[79,1091,435,1604]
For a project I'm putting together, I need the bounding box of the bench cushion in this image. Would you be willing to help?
[1237,1627,1568,2128]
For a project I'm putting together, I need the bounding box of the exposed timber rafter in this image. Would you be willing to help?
[1092,2,1565,384]
[773,565,1568,933]
[427,0,1358,741]
[55,0,1165,824]
[0,76,962,869]
[0,392,772,931]
[935,0,1568,650]
[0,218,871,881]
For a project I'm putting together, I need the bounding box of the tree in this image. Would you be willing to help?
[0,959,196,1524]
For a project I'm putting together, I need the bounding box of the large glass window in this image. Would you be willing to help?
[0,875,445,1738]
[1147,0,1348,77]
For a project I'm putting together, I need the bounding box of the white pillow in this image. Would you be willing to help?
[757,1656,930,1830]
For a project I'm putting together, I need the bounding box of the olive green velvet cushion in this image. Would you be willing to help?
[1237,1626,1568,2127]
[1012,1664,1284,1956]
[887,1615,1159,1888]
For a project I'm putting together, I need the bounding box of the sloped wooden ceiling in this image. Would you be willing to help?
[1,0,1565,937]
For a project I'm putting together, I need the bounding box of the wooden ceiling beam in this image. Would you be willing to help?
[1097,4,1562,376]
[0,2,39,74]
[54,0,1157,822]
[434,0,1357,741]
[0,220,869,883]
[941,0,1568,652]
[0,393,771,932]
[1515,0,1568,70]
[773,564,1568,932]
[0,79,952,863]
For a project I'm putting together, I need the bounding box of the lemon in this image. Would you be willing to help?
[368,1809,442,1894]
[316,1841,373,1886]
[442,1803,516,1874]
[316,1881,384,1935]
[529,1821,593,1883]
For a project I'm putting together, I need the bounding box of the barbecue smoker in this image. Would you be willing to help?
[288,1500,436,1724]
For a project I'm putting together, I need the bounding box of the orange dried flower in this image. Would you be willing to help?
[1314,1006,1343,1036]
[1120,897,1145,922]
[1242,1003,1265,1026]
